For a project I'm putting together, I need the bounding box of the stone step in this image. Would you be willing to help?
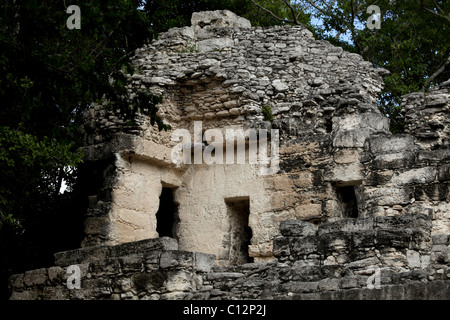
[280,213,432,240]
[274,214,433,259]
[54,237,178,266]
[275,228,431,258]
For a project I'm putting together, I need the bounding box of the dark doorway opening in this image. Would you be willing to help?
[156,187,178,238]
[225,197,253,265]
[325,118,333,133]
[336,186,358,218]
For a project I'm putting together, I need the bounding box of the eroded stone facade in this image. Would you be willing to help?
[9,10,449,300]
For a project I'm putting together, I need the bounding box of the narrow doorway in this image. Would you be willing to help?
[156,187,178,238]
[336,185,359,218]
[224,197,253,265]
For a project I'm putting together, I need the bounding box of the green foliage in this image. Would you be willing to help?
[355,0,450,132]
[233,0,311,27]
[0,1,155,133]
[262,105,275,122]
[0,0,167,228]
[177,43,200,54]
[143,0,227,33]
[133,91,171,131]
[143,0,305,34]
[0,127,83,227]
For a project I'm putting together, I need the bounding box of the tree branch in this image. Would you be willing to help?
[424,7,450,23]
[317,0,334,13]
[248,0,286,21]
[250,0,307,27]
[422,56,450,91]
[350,0,355,35]
[301,0,346,25]
[281,0,300,24]
[252,0,306,28]
[250,0,293,23]
[333,26,350,40]
[432,0,445,15]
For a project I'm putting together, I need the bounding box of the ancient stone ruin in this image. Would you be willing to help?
[9,10,449,300]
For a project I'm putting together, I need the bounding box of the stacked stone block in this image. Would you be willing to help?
[403,80,450,150]
[9,238,216,300]
[8,233,449,300]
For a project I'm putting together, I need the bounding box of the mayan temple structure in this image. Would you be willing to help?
[9,11,449,300]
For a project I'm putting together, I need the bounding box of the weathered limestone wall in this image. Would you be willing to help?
[80,135,183,247]
[9,11,449,300]
[80,132,271,264]
[8,238,217,300]
[78,10,449,262]
[361,134,450,237]
[399,80,450,241]
[77,10,450,264]
[108,156,182,244]
[8,225,449,300]
[175,162,270,264]
[78,10,394,261]
[403,80,450,150]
